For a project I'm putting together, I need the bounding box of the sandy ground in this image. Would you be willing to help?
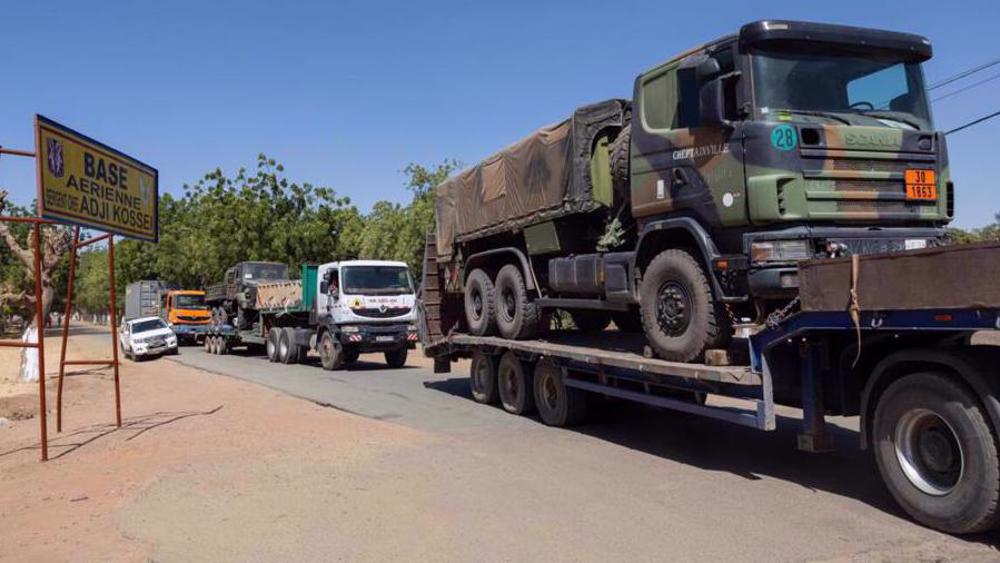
[0,326,422,562]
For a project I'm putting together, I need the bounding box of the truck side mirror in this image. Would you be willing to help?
[699,78,728,127]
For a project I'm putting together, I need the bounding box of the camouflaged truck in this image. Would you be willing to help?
[427,20,949,363]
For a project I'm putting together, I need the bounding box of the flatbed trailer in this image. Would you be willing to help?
[424,306,1000,534]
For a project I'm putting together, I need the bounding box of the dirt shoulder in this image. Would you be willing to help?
[0,327,423,562]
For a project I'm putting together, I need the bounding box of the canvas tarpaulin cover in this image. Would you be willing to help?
[435,99,628,260]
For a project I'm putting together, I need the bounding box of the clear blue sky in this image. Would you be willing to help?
[1,0,997,228]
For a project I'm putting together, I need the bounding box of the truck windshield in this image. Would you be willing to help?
[751,48,932,130]
[244,263,288,281]
[173,294,206,309]
[341,266,413,295]
[132,319,168,333]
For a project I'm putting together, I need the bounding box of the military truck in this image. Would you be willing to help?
[204,261,290,331]
[205,260,418,369]
[431,20,949,363]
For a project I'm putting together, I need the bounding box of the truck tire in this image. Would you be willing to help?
[203,336,212,354]
[279,327,299,364]
[609,123,631,195]
[533,358,586,427]
[497,351,535,416]
[494,264,539,340]
[873,371,1000,534]
[384,346,408,369]
[469,349,499,404]
[266,328,281,362]
[319,331,342,371]
[464,268,496,336]
[570,310,611,333]
[610,309,643,333]
[639,249,730,362]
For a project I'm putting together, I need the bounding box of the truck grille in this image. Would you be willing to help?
[353,307,411,319]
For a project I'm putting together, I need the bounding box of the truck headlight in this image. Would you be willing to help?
[751,240,812,262]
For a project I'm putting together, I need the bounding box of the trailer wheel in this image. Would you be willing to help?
[570,310,611,333]
[319,331,342,371]
[498,351,535,415]
[495,264,539,340]
[639,249,729,362]
[533,358,586,427]
[469,349,499,404]
[279,327,299,364]
[873,371,1000,534]
[266,328,281,362]
[204,336,212,353]
[385,346,408,369]
[610,309,643,333]
[464,268,496,336]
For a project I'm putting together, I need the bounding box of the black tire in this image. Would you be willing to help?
[494,264,539,340]
[464,268,496,336]
[639,249,730,362]
[203,336,212,353]
[497,351,536,415]
[266,328,281,362]
[533,358,586,427]
[609,123,631,197]
[469,349,499,405]
[610,309,643,333]
[217,337,228,355]
[384,346,408,369]
[279,327,299,364]
[318,331,342,371]
[342,348,360,365]
[570,310,611,333]
[873,372,1000,534]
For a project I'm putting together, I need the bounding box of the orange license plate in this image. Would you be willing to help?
[905,169,937,200]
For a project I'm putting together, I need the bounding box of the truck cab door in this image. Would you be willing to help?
[629,45,747,228]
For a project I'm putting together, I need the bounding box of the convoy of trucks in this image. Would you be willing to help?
[107,19,1000,536]
[417,20,1000,535]
[203,260,418,369]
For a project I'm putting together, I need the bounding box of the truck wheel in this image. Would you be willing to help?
[873,372,1000,534]
[342,348,360,365]
[279,327,299,364]
[498,351,535,415]
[494,264,539,340]
[533,358,586,427]
[611,309,643,333]
[319,331,342,371]
[639,249,730,362]
[464,268,496,336]
[384,347,408,369]
[570,310,611,333]
[469,349,499,404]
[266,328,281,362]
[204,336,212,353]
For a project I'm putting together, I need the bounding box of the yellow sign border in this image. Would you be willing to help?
[35,114,159,242]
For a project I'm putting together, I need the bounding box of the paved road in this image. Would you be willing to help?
[164,344,999,561]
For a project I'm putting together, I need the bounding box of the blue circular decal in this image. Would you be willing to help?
[770,125,797,151]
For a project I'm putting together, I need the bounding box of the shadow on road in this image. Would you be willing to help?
[423,376,1000,546]
[0,405,224,460]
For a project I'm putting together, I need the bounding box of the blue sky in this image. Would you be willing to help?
[1,0,997,228]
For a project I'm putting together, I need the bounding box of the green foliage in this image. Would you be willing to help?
[944,214,1000,245]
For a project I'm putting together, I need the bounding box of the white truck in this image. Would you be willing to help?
[203,260,418,369]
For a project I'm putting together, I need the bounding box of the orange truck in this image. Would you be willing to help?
[125,282,211,344]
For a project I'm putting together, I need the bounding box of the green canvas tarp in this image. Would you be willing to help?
[434,99,628,260]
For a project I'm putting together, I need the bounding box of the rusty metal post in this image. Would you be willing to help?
[33,223,48,461]
[56,227,80,433]
[108,236,121,427]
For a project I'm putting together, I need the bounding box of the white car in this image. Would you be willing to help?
[120,317,178,360]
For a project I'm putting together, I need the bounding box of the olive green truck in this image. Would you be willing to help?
[428,19,948,363]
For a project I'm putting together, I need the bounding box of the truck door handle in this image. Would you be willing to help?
[672,168,688,186]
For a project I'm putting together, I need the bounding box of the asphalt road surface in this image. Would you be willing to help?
[165,344,1000,561]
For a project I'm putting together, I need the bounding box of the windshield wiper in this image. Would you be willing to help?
[775,109,852,126]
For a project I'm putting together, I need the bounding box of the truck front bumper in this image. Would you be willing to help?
[339,324,417,352]
[169,323,210,340]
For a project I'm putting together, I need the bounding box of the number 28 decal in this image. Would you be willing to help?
[770,125,797,151]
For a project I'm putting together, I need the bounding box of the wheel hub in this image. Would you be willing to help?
[656,281,691,335]
[895,408,963,496]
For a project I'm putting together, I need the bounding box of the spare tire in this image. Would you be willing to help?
[609,123,631,197]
